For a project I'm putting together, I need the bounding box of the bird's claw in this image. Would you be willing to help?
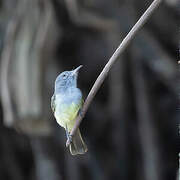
[65,124,72,147]
[78,109,83,117]
[66,134,72,147]
[68,134,72,143]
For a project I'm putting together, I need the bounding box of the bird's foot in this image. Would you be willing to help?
[65,125,72,147]
[66,134,72,147]
[78,109,83,117]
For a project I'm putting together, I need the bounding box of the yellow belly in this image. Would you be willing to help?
[54,103,80,131]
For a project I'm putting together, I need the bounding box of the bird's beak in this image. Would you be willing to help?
[72,65,83,75]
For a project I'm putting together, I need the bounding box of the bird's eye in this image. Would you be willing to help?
[62,74,67,79]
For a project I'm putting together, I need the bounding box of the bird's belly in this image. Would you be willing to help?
[54,103,79,131]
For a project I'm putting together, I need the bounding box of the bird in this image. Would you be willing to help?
[51,65,88,155]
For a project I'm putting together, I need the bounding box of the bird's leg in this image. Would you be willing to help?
[65,124,72,146]
[78,108,83,117]
[65,124,69,139]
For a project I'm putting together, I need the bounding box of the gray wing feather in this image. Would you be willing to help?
[51,94,56,113]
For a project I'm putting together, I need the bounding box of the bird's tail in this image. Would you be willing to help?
[69,128,88,155]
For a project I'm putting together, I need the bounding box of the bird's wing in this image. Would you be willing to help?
[51,94,56,113]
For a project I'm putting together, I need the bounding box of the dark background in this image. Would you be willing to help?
[0,0,179,180]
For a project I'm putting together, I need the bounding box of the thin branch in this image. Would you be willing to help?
[66,0,162,147]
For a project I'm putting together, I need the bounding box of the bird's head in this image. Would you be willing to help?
[55,65,83,93]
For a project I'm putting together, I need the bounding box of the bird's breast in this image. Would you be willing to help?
[54,94,81,131]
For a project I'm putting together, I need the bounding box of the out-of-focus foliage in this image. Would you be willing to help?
[0,0,179,180]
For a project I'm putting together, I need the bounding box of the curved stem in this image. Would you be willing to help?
[66,0,162,147]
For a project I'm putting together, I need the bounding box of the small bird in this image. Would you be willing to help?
[51,65,88,155]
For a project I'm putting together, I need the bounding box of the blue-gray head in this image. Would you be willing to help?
[55,65,82,93]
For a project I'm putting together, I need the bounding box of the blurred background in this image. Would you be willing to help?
[0,0,179,180]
